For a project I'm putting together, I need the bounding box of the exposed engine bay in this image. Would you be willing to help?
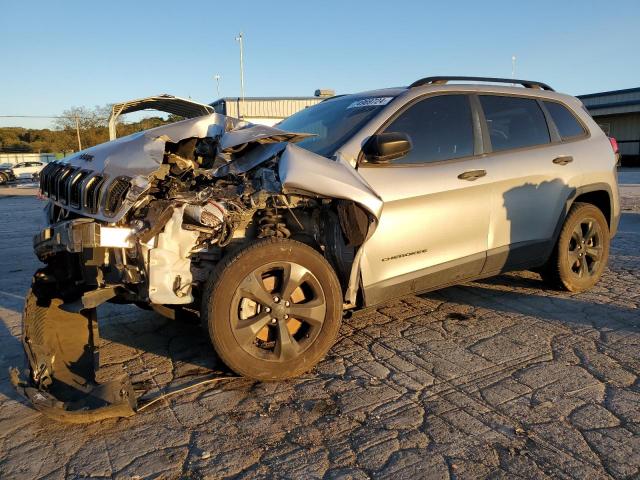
[11,113,382,422]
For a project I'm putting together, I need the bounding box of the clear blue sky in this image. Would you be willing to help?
[1,0,638,128]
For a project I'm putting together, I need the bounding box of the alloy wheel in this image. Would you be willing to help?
[568,217,603,278]
[230,262,327,362]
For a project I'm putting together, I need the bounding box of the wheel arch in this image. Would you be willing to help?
[573,186,613,229]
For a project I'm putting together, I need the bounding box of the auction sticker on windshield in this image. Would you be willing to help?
[347,97,393,109]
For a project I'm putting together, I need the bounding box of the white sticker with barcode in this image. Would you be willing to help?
[347,97,393,109]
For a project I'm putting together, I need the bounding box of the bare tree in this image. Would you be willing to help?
[53,105,111,131]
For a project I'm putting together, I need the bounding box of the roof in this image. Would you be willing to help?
[577,87,640,99]
[111,94,214,119]
[577,87,640,116]
[108,94,215,140]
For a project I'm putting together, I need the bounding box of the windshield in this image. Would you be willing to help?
[277,95,395,157]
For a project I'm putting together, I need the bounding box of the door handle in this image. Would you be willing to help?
[552,155,573,165]
[457,169,487,181]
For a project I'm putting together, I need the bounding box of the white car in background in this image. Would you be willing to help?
[11,161,46,180]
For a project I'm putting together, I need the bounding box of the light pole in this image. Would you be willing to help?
[235,32,245,118]
[75,115,82,151]
[214,74,221,98]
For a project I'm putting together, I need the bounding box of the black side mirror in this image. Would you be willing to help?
[362,132,412,163]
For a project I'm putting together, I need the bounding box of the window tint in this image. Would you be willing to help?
[382,95,474,164]
[543,101,586,139]
[480,96,550,152]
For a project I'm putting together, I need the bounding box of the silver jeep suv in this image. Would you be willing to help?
[15,76,619,421]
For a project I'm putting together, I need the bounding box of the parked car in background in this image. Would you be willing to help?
[11,161,46,180]
[0,163,17,184]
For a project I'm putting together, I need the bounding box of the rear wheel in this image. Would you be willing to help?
[0,173,7,185]
[201,238,343,380]
[541,202,609,292]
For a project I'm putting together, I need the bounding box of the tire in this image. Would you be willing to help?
[0,173,6,185]
[201,237,343,380]
[540,202,610,292]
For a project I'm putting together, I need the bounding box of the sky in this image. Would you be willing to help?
[1,0,639,129]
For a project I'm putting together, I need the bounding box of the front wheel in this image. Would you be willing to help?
[540,202,610,292]
[201,238,343,380]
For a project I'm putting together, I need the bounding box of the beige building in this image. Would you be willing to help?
[210,96,324,126]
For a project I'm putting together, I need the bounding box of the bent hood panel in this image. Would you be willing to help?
[219,124,315,152]
[61,114,230,178]
[278,144,383,219]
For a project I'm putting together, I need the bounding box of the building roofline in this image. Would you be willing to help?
[582,99,640,111]
[210,96,321,105]
[577,86,640,99]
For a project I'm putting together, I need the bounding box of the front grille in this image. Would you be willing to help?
[40,161,113,216]
[84,175,105,214]
[104,177,131,216]
[55,166,76,204]
[69,170,90,208]
[46,163,66,198]
[39,162,57,192]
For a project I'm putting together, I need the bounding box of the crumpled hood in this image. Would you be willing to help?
[60,114,231,178]
[41,113,382,222]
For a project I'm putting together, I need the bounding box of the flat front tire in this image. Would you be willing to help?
[201,238,343,380]
[541,202,610,292]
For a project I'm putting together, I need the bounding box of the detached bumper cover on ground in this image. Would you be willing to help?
[11,271,136,422]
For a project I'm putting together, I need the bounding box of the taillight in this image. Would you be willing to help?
[609,137,619,154]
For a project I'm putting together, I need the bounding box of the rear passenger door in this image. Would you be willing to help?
[478,94,586,272]
[358,94,492,305]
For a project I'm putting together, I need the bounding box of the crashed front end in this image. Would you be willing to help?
[12,113,381,422]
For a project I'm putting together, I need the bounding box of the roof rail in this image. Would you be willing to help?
[409,76,554,91]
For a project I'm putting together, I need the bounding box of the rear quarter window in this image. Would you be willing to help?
[480,95,550,152]
[543,101,586,139]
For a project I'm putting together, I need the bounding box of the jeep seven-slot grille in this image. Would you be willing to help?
[69,170,90,208]
[39,161,110,215]
[104,177,131,216]
[39,162,57,192]
[55,166,75,204]
[84,175,105,214]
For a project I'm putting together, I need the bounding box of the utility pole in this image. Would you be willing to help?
[235,32,245,118]
[74,115,82,151]
[511,55,517,79]
[214,74,221,98]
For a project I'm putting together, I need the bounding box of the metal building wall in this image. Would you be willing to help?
[210,97,322,123]
[594,113,640,157]
[579,88,640,163]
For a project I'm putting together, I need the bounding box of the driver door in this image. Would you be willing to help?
[357,94,492,306]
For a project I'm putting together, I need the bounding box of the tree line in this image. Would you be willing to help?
[0,105,182,154]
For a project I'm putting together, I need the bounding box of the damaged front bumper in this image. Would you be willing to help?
[12,221,142,422]
[11,271,136,423]
[34,218,134,258]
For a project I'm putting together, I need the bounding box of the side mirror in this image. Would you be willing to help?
[362,132,412,163]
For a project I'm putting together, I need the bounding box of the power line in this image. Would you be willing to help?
[0,115,108,120]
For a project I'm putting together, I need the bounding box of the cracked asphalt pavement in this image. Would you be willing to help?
[0,195,638,479]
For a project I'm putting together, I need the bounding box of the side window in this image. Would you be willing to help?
[382,95,474,164]
[543,101,586,139]
[15,163,26,168]
[480,96,550,152]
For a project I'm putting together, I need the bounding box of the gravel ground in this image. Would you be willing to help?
[0,196,638,480]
